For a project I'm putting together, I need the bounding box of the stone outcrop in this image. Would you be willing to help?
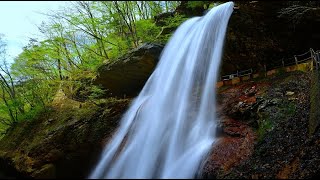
[93,43,164,97]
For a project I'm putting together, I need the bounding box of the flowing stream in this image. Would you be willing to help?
[89,2,234,178]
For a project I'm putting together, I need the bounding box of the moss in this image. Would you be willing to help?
[277,67,287,76]
[0,124,8,139]
[17,105,46,122]
[257,117,273,142]
[284,102,296,117]
[256,100,296,142]
[309,71,320,136]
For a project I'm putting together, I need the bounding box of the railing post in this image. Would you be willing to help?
[310,48,318,70]
[318,53,320,70]
[316,52,319,70]
[294,55,298,65]
[264,64,267,77]
[282,59,285,67]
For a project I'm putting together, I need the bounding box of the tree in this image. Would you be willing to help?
[278,1,320,24]
[1,1,184,131]
[0,34,22,125]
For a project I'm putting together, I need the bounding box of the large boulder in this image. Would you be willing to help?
[93,43,164,97]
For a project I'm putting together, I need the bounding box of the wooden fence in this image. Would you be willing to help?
[218,48,320,83]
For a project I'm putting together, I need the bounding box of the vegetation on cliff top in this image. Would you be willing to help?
[2,0,319,134]
[0,1,215,134]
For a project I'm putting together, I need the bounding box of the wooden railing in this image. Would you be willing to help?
[221,68,253,80]
[310,48,320,70]
[220,48,320,81]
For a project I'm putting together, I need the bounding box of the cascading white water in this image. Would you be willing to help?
[89,2,234,179]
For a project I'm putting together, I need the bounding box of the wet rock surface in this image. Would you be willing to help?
[201,117,256,179]
[202,71,320,179]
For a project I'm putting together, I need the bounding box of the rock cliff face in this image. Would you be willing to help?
[93,43,164,97]
[201,71,320,179]
[221,1,320,74]
[0,92,131,179]
[171,1,320,74]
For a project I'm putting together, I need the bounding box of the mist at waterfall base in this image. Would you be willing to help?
[89,2,234,179]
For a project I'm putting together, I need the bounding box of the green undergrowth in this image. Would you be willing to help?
[256,102,296,142]
[257,117,273,142]
[0,96,130,152]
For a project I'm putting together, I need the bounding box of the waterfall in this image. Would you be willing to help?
[89,2,234,178]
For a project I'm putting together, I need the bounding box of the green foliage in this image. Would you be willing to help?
[187,1,208,9]
[257,117,273,142]
[136,19,162,43]
[76,85,107,101]
[105,33,132,60]
[0,1,183,132]
[164,14,188,29]
[157,14,188,43]
[88,85,106,100]
[17,105,45,122]
[257,101,296,142]
[208,2,221,9]
[0,36,59,133]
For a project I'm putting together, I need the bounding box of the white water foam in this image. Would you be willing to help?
[89,2,234,178]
